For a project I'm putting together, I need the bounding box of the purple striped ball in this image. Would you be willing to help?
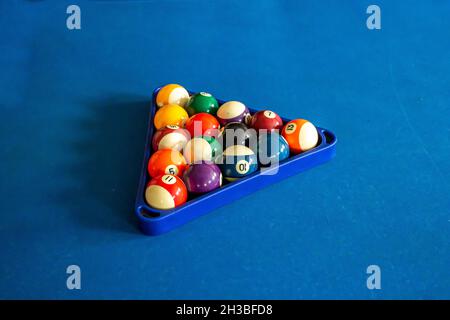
[216,101,251,126]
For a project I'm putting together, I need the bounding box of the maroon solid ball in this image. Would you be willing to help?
[182,161,222,194]
[250,110,283,132]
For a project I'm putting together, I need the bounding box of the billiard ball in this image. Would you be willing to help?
[182,161,222,194]
[148,149,187,178]
[216,101,251,126]
[154,104,189,130]
[156,84,190,108]
[185,113,220,138]
[249,110,283,132]
[218,122,257,152]
[145,174,187,210]
[185,92,219,116]
[216,145,258,181]
[257,132,290,166]
[281,119,319,154]
[152,125,191,152]
[183,136,222,164]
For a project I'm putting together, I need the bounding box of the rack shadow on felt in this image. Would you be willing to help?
[63,95,150,234]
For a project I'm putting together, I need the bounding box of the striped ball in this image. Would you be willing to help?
[156,84,190,108]
[281,119,319,154]
[216,101,251,126]
[216,145,258,181]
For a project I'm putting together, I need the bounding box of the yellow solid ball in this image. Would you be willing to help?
[154,104,189,130]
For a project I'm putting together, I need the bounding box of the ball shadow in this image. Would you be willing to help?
[65,95,151,235]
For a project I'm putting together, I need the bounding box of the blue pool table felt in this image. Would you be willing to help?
[1,0,449,299]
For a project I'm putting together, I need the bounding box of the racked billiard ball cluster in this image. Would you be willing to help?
[145,83,320,210]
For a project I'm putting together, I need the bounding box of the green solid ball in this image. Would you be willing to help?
[185,92,219,116]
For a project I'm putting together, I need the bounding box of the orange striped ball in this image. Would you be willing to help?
[281,119,319,154]
[156,84,190,108]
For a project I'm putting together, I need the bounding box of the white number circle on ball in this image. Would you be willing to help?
[161,174,176,185]
[165,165,178,176]
[264,110,276,119]
[235,160,250,174]
[285,123,297,134]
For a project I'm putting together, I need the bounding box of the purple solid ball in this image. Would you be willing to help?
[182,161,222,194]
[216,101,251,126]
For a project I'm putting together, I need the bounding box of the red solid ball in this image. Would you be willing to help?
[250,110,283,132]
[185,113,220,138]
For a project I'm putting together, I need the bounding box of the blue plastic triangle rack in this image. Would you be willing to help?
[134,86,337,235]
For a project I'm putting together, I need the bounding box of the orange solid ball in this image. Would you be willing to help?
[147,149,187,178]
[281,119,319,154]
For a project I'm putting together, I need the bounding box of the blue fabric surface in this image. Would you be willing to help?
[1,0,449,299]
